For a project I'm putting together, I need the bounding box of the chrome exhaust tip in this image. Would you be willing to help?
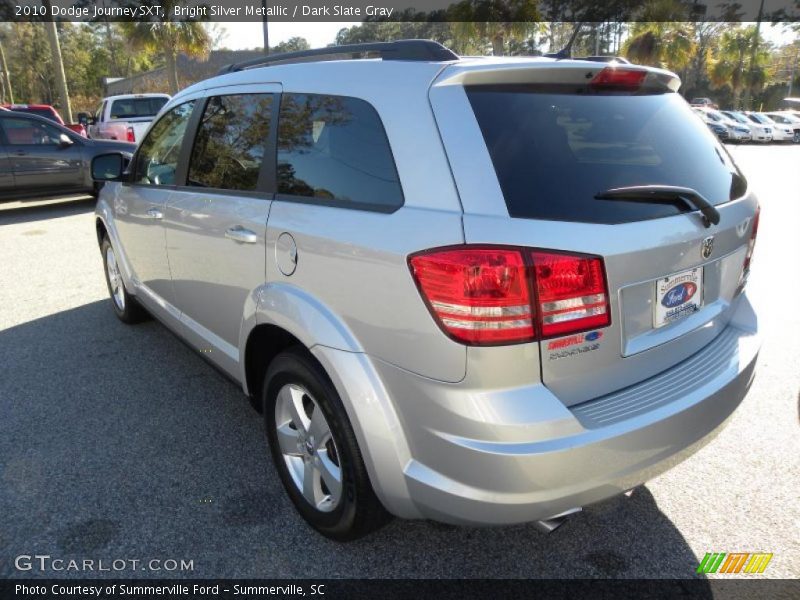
[534,507,582,533]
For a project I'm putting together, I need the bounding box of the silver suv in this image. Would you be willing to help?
[92,41,761,541]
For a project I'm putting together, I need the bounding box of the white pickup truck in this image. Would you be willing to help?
[87,94,170,144]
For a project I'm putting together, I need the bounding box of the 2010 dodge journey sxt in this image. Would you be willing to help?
[91,40,760,540]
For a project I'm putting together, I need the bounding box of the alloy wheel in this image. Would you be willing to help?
[274,383,342,512]
[105,245,125,311]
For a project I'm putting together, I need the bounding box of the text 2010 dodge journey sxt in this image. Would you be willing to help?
[91,41,760,540]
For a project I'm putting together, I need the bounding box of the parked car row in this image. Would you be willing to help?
[693,106,800,143]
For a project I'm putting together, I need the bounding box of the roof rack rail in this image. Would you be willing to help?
[217,40,459,75]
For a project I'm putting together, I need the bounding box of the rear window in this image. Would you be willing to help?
[12,107,59,123]
[110,97,168,119]
[467,86,746,224]
[276,93,403,211]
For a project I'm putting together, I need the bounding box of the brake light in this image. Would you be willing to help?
[409,247,610,345]
[590,67,647,91]
[530,251,610,337]
[739,204,760,291]
[126,126,135,143]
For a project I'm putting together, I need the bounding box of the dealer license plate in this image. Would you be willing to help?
[654,267,703,328]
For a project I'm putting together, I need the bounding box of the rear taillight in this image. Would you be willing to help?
[408,248,534,345]
[530,251,610,337]
[409,247,610,345]
[589,67,647,91]
[126,126,135,143]
[739,204,760,291]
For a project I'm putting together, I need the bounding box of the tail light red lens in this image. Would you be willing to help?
[126,127,135,143]
[743,204,760,274]
[590,67,647,91]
[408,248,534,344]
[409,247,610,345]
[530,251,610,337]
[739,204,760,291]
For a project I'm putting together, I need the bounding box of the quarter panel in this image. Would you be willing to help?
[266,203,466,382]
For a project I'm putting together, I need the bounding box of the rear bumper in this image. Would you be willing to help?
[316,293,759,525]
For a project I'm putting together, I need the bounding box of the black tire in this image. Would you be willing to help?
[100,236,148,324]
[263,348,391,541]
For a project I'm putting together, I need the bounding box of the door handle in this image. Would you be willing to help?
[146,208,163,220]
[225,225,257,244]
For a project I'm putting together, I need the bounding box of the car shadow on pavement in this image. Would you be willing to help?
[0,300,710,585]
[0,195,95,226]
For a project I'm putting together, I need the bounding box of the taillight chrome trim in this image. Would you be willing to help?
[441,317,533,330]
[431,301,531,317]
[542,304,607,325]
[540,294,606,313]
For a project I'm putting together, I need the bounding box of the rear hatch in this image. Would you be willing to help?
[430,60,758,406]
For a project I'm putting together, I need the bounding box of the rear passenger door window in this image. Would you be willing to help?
[276,93,403,211]
[187,94,273,192]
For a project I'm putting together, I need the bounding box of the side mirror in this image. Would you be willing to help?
[92,153,125,181]
[77,112,90,126]
[58,133,74,148]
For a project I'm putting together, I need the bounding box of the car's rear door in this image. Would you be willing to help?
[431,62,758,406]
[163,86,278,376]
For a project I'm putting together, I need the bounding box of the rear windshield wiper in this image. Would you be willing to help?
[595,185,721,228]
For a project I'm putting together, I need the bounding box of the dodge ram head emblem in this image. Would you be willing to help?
[701,236,714,260]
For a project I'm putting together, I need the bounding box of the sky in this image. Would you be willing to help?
[216,22,359,50]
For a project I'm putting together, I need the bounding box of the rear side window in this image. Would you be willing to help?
[467,87,746,224]
[110,97,169,119]
[187,94,273,192]
[276,93,403,211]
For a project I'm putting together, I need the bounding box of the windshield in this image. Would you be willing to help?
[748,113,772,124]
[110,97,168,119]
[723,112,749,124]
[467,86,746,224]
[768,113,796,124]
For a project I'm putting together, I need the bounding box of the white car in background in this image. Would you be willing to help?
[87,94,171,144]
[764,112,800,143]
[721,110,772,143]
[745,112,794,142]
[694,107,751,142]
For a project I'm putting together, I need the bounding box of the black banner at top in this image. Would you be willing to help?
[2,0,800,22]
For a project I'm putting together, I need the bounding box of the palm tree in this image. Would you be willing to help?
[708,26,769,110]
[623,22,695,71]
[448,0,540,56]
[121,2,211,94]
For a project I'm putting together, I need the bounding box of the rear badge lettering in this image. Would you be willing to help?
[547,331,603,360]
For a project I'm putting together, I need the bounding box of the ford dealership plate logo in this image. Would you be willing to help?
[661,282,697,308]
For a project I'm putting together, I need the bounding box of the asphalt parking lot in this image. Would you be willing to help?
[1,145,798,580]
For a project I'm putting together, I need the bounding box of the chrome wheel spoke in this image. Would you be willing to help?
[317,452,342,502]
[286,385,310,434]
[302,459,320,506]
[276,423,302,457]
[308,407,330,443]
